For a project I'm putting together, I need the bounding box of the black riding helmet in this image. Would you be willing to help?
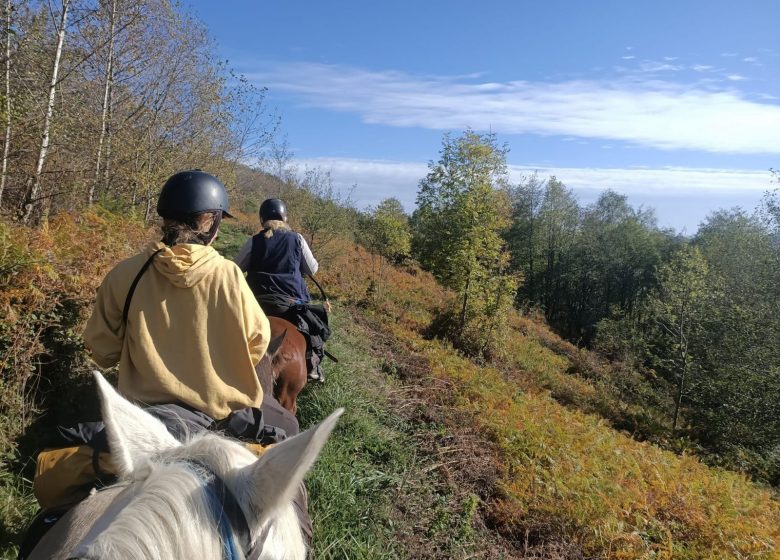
[259,198,288,222]
[157,170,234,220]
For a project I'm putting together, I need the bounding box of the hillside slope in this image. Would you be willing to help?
[313,235,780,559]
[1,213,779,559]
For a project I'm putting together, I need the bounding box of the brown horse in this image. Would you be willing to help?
[264,316,308,415]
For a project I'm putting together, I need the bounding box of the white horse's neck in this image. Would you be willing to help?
[82,441,306,560]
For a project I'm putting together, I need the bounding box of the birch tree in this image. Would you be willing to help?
[0,0,13,207]
[88,0,117,205]
[21,0,70,224]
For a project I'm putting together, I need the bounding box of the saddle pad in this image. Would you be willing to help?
[34,446,116,510]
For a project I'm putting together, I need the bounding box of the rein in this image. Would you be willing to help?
[186,460,258,560]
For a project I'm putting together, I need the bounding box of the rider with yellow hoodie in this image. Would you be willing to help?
[83,170,270,420]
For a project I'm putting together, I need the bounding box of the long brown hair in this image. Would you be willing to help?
[161,212,218,246]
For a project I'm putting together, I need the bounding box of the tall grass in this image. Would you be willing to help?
[0,210,153,557]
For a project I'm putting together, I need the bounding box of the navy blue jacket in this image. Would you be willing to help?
[247,228,311,302]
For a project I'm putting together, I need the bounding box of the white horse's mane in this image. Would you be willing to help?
[73,373,342,560]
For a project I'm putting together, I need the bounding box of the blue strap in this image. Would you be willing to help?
[186,460,253,559]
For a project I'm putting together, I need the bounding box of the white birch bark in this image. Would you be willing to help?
[89,0,117,206]
[22,0,70,224]
[0,0,12,207]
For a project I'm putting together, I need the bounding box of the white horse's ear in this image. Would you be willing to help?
[243,408,343,517]
[94,372,179,476]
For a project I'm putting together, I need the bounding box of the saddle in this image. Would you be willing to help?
[257,295,331,346]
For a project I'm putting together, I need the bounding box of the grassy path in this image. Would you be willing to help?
[297,308,517,559]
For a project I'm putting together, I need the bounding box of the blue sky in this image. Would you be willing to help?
[188,0,780,232]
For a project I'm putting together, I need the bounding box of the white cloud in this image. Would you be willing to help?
[727,74,746,81]
[294,157,772,212]
[743,57,758,63]
[621,55,635,60]
[249,62,780,155]
[692,64,714,72]
[663,56,679,61]
[639,61,682,72]
[516,165,770,195]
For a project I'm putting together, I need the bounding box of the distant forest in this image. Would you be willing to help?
[402,131,780,483]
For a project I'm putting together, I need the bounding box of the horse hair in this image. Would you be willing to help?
[82,432,306,560]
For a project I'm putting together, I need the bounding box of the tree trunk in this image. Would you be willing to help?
[90,0,117,206]
[459,268,472,337]
[672,310,689,432]
[672,360,686,431]
[22,0,70,225]
[102,79,114,188]
[0,0,12,207]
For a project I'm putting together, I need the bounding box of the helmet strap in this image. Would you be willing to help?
[197,211,223,246]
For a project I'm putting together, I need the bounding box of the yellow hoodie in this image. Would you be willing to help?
[84,241,270,419]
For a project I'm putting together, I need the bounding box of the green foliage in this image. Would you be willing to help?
[413,130,518,358]
[596,206,780,483]
[508,180,675,342]
[289,167,358,260]
[361,198,411,264]
[508,175,579,315]
[358,198,413,301]
[691,209,780,479]
[211,219,254,259]
[0,458,36,560]
[297,311,493,559]
[643,246,713,430]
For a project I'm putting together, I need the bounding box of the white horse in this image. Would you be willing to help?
[28,372,342,560]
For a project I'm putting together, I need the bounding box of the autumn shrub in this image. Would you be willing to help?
[0,210,152,454]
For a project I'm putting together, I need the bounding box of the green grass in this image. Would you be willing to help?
[212,219,255,259]
[0,456,36,559]
[297,310,503,559]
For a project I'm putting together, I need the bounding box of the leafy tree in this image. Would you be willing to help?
[509,183,675,343]
[644,245,713,430]
[566,191,671,341]
[691,209,780,474]
[364,198,411,263]
[506,174,545,306]
[412,130,517,357]
[360,197,411,298]
[597,204,780,481]
[287,166,357,261]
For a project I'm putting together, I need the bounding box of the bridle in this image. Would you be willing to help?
[186,460,261,560]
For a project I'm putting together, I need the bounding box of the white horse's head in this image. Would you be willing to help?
[70,372,341,560]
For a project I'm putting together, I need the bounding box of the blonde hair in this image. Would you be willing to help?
[262,219,290,238]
